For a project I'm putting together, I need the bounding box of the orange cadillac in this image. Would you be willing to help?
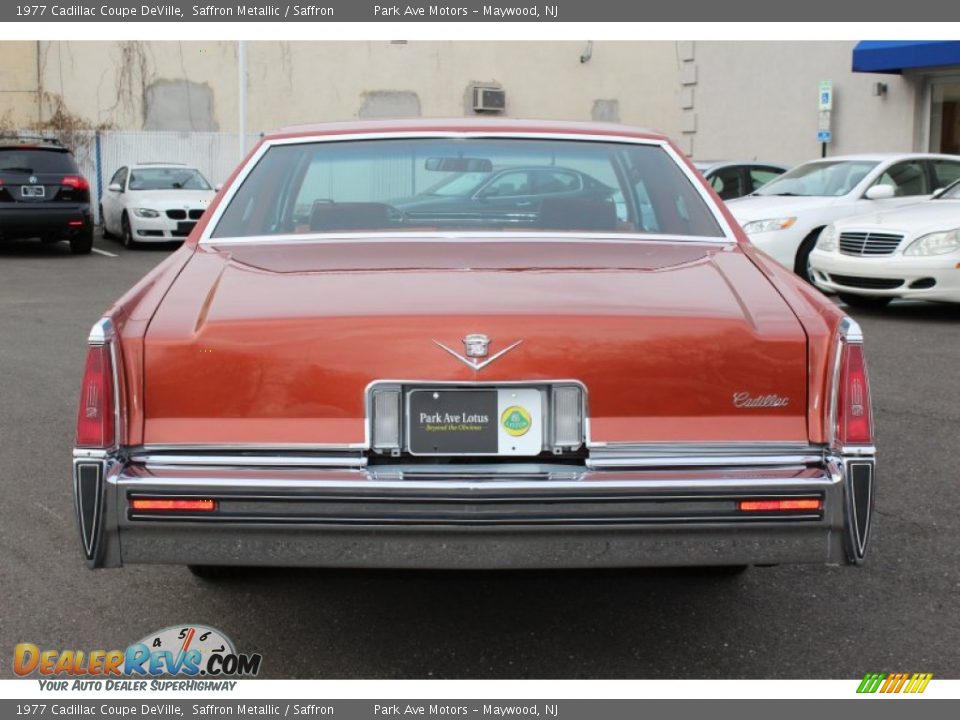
[72,119,876,577]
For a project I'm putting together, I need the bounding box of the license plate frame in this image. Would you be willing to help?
[406,387,543,456]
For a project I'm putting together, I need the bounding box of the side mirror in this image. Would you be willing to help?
[865,184,896,200]
[932,187,946,198]
[215,184,223,192]
[107,182,123,193]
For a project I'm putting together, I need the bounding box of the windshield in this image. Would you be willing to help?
[422,171,491,197]
[754,160,879,197]
[128,167,212,191]
[940,179,960,200]
[211,137,724,239]
[0,148,78,174]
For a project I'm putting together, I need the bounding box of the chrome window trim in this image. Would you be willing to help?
[199,131,737,246]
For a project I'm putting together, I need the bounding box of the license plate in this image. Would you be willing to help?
[407,388,543,456]
[21,185,45,198]
[177,221,196,233]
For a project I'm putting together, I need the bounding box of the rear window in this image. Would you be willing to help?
[0,148,78,174]
[211,137,724,239]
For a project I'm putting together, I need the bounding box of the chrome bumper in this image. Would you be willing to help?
[73,448,875,570]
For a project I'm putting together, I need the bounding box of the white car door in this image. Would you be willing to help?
[102,167,127,233]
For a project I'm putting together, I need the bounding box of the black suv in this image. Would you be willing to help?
[0,135,94,254]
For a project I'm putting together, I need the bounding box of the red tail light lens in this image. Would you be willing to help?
[836,342,873,446]
[62,176,90,192]
[130,499,217,512]
[76,345,115,448]
[739,498,823,512]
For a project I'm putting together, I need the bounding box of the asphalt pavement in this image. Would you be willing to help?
[1,234,958,679]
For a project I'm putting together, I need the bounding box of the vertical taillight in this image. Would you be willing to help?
[836,341,873,446]
[76,344,115,448]
[61,175,90,192]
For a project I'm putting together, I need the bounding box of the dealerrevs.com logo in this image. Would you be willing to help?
[13,625,262,690]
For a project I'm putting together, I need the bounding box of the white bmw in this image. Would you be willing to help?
[809,179,960,307]
[727,153,960,281]
[100,163,217,248]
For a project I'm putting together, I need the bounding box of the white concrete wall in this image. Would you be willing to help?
[28,41,681,136]
[690,41,922,165]
[0,41,40,126]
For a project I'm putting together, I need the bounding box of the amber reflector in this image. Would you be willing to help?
[130,499,217,512]
[739,498,822,512]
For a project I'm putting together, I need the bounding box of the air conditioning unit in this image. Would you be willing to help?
[472,86,506,113]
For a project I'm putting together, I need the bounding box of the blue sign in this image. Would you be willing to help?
[817,130,832,143]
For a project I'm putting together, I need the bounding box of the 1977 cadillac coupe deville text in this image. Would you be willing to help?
[72,119,876,577]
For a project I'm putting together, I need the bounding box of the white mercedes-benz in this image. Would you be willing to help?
[809,179,960,307]
[727,153,960,281]
[100,163,217,248]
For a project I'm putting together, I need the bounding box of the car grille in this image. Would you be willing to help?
[166,209,205,220]
[829,274,904,290]
[839,231,904,256]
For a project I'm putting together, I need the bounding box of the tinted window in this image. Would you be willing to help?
[932,160,960,189]
[871,160,929,196]
[212,138,724,239]
[0,148,78,174]
[109,167,127,187]
[709,167,745,200]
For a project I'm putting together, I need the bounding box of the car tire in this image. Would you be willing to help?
[121,213,137,249]
[794,228,823,284]
[837,293,893,309]
[187,565,241,581]
[99,206,112,239]
[69,228,94,255]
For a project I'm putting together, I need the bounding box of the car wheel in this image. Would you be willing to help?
[121,213,137,249]
[794,229,822,284]
[69,228,94,255]
[99,206,112,239]
[837,293,893,309]
[187,565,241,581]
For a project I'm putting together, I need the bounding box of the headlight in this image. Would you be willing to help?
[816,224,838,252]
[904,228,960,256]
[742,217,797,234]
[133,208,160,219]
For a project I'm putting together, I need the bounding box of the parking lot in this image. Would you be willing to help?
[1,233,958,680]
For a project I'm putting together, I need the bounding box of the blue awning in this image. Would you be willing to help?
[853,41,960,74]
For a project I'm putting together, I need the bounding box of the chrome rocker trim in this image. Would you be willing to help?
[73,446,875,570]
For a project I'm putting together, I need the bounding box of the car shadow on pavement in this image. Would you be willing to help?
[847,300,960,323]
[179,565,764,679]
[0,240,77,257]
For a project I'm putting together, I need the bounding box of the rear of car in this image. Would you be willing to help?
[70,120,877,575]
[0,137,93,254]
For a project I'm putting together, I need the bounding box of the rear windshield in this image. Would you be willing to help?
[0,147,78,174]
[128,167,211,191]
[211,138,724,239]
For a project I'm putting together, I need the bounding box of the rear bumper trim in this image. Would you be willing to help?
[74,453,875,570]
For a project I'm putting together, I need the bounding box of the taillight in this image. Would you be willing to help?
[739,498,823,512]
[836,341,873,446]
[130,499,217,512]
[62,175,90,192]
[76,345,115,448]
